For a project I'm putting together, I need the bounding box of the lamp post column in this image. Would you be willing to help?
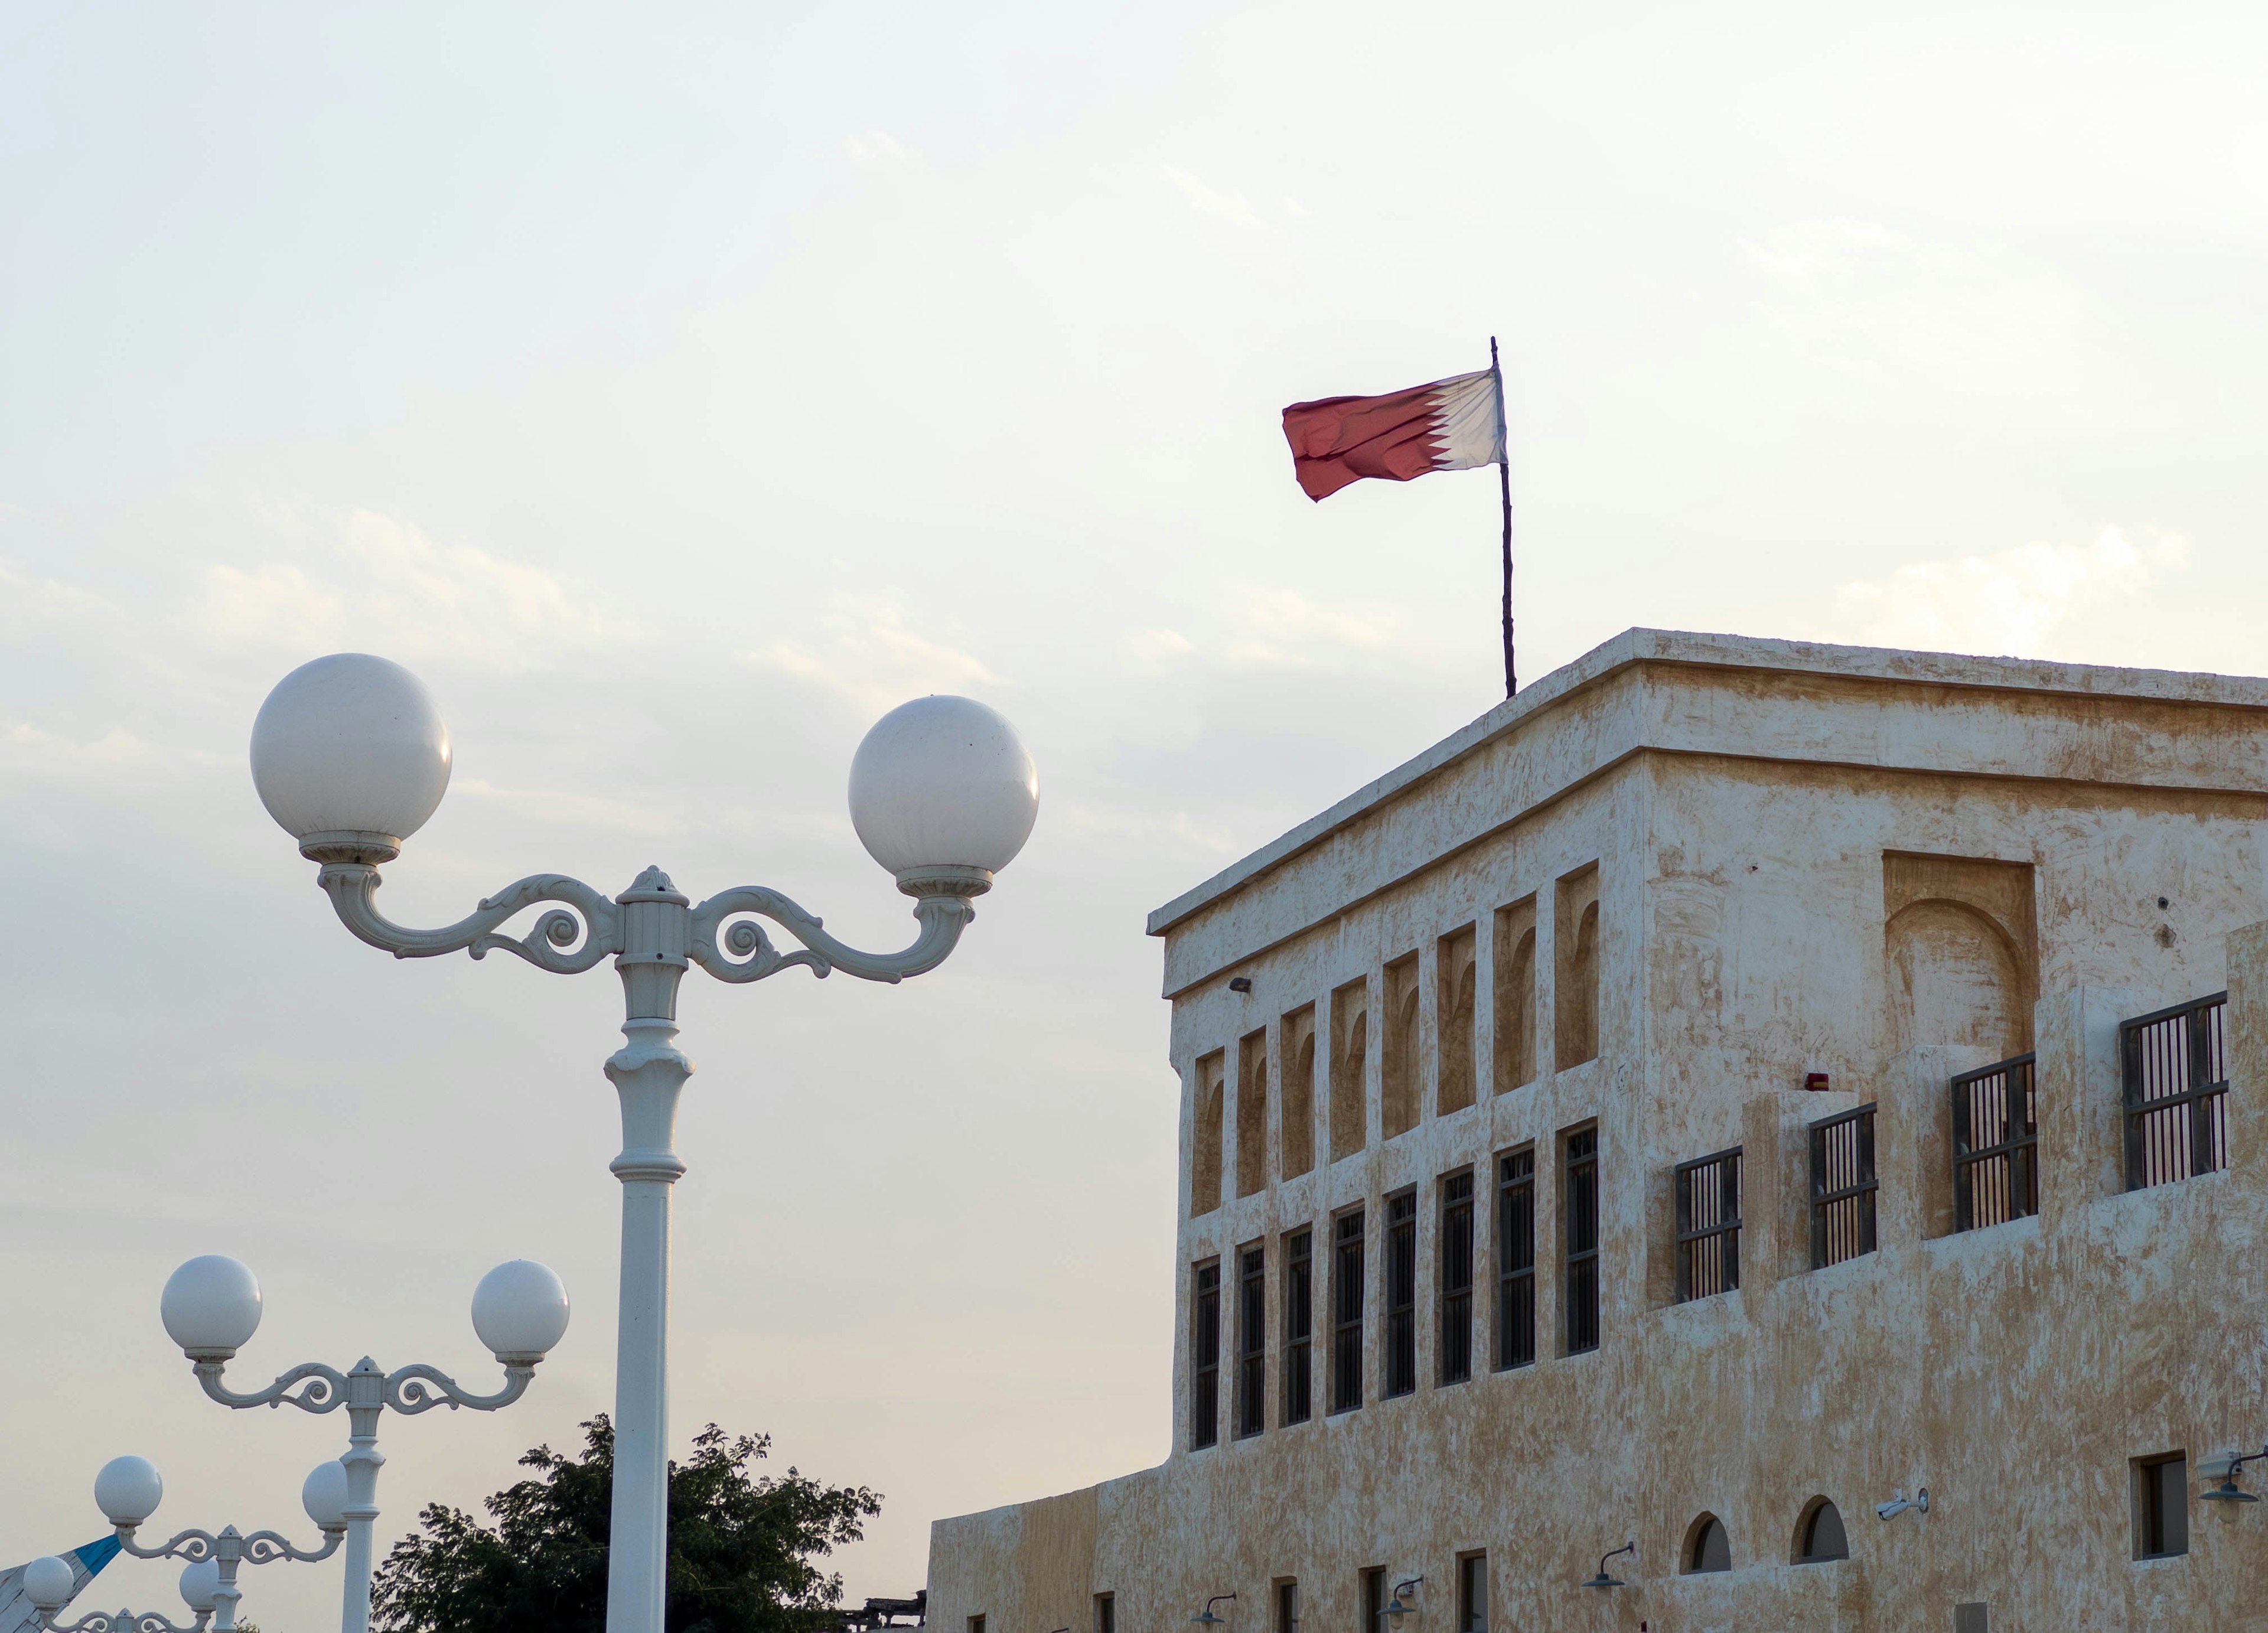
[339,1362,387,1633]
[603,867,694,1633]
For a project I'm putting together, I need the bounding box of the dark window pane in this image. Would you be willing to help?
[1441,1173,1474,1384]
[1386,1192,1416,1397]
[1192,1262,1220,1449]
[1497,1149,1536,1369]
[1283,1229,1313,1426]
[1689,1518,1729,1573]
[1237,1246,1266,1438]
[1564,1129,1599,1354]
[1801,1500,1847,1562]
[1332,1211,1364,1412]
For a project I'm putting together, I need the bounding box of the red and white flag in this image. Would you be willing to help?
[1280,366,1506,502]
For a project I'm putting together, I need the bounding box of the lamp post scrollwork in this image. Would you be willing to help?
[159,1253,569,1633]
[247,654,1040,1633]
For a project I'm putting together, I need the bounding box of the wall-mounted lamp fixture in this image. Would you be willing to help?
[1875,1487,1929,1521]
[1380,1578,1424,1620]
[2202,1447,2268,1505]
[1191,1595,1237,1627]
[1228,977,1253,994]
[1581,1543,1634,1590]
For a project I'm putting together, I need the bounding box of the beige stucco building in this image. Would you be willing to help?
[928,629,2268,1633]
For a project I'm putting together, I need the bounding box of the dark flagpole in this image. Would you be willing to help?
[1492,335,1514,697]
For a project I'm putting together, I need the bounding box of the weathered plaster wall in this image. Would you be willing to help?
[931,633,2268,1633]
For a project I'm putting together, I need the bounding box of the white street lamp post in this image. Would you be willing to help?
[159,1253,571,1633]
[247,653,1040,1633]
[22,1454,347,1633]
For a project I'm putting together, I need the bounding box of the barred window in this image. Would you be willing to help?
[1191,1260,1220,1449]
[1808,1104,1877,1269]
[1952,1054,2036,1230]
[1674,1146,1741,1301]
[1384,1192,1418,1397]
[1496,1148,1536,1368]
[1331,1210,1365,1412]
[2123,994,2228,1189]
[1439,1172,1474,1384]
[1282,1228,1313,1426]
[1563,1127,1600,1354]
[1236,1244,1265,1438]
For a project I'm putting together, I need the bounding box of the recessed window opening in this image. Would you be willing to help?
[1384,1191,1418,1397]
[1361,1569,1386,1633]
[1383,954,1422,1140]
[1237,1030,1269,1199]
[1094,1596,1115,1633]
[970,1616,986,1633]
[1455,1552,1487,1633]
[1191,1260,1220,1450]
[1953,1054,2038,1230]
[1192,1052,1225,1217]
[2123,995,2230,1189]
[1496,1148,1536,1369]
[1795,1498,1847,1563]
[1282,1228,1314,1426]
[1438,926,1478,1114]
[1563,1126,1600,1355]
[1675,1146,1741,1302]
[1331,1210,1366,1412]
[1555,866,1601,1069]
[1330,979,1368,1162]
[1275,1582,1298,1633]
[2136,1453,2189,1559]
[1236,1244,1266,1438]
[1439,1172,1474,1384]
[1282,1006,1318,1180]
[1809,1103,1878,1268]
[1493,898,1538,1092]
[1684,1514,1731,1574]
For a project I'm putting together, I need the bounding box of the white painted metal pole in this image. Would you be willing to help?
[339,1377,387,1633]
[604,870,693,1633]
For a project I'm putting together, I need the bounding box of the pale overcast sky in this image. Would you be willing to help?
[5,2,2268,1624]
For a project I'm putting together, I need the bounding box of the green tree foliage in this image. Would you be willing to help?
[372,1415,881,1633]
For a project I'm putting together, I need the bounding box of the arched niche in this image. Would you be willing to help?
[1886,898,2028,1056]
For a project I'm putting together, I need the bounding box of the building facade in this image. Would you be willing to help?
[927,629,2268,1632]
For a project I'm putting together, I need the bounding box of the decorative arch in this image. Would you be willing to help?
[1794,1496,1848,1564]
[1682,1511,1731,1574]
[1886,898,2027,1055]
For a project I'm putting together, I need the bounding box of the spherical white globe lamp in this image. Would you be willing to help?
[22,1556,76,1612]
[302,1459,351,1532]
[848,695,1038,892]
[179,1558,220,1614]
[470,1259,572,1363]
[250,653,451,864]
[161,1255,263,1359]
[93,1456,164,1527]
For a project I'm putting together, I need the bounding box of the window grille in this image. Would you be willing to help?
[1496,1149,1536,1368]
[1808,1104,1877,1269]
[2122,993,2228,1189]
[1674,1146,1741,1302]
[1331,1211,1364,1412]
[1951,1054,2036,1230]
[1439,1172,1474,1384]
[1384,1192,1417,1397]
[1191,1260,1220,1449]
[1282,1228,1313,1426]
[1236,1245,1265,1438]
[1563,1127,1600,1354]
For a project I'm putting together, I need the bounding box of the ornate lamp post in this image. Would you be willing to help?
[246,653,1040,1633]
[21,1453,347,1632]
[159,1251,571,1633]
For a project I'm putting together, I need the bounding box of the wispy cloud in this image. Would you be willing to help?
[1161,165,1257,227]
[183,509,630,670]
[751,599,1005,718]
[1828,527,2189,657]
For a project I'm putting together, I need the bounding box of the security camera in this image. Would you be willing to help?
[1876,1487,1928,1521]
